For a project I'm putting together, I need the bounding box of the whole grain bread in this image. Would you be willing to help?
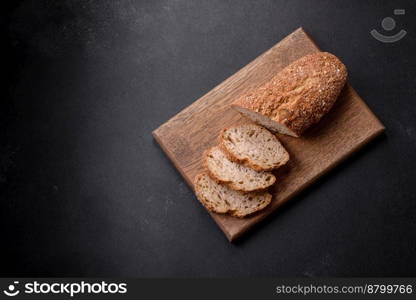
[220,123,289,171]
[232,52,347,137]
[205,146,276,192]
[194,173,272,217]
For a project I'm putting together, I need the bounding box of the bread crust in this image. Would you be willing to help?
[218,124,289,171]
[204,147,276,192]
[232,52,347,136]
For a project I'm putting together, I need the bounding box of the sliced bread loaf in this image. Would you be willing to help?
[220,123,289,171]
[232,52,347,137]
[205,146,275,192]
[194,173,272,217]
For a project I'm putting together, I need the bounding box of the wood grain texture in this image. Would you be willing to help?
[152,28,385,242]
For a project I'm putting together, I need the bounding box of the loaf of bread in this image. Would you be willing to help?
[194,173,272,217]
[220,123,289,171]
[232,52,347,137]
[205,146,276,192]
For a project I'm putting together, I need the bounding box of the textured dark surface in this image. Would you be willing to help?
[1,0,415,277]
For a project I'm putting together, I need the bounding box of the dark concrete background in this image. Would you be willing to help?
[1,0,415,277]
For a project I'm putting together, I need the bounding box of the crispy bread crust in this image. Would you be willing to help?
[232,52,347,136]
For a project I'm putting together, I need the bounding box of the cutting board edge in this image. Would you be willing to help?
[152,130,192,186]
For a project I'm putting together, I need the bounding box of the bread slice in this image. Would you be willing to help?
[194,173,272,217]
[220,123,289,171]
[205,146,276,192]
[232,52,347,137]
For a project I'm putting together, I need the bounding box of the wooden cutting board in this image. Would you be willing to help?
[152,28,385,242]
